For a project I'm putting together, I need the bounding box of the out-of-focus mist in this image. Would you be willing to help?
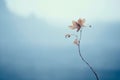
[0,0,120,80]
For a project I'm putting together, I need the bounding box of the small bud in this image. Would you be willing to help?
[73,39,79,45]
[65,34,71,38]
[89,25,92,28]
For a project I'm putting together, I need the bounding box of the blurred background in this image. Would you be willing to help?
[0,0,120,80]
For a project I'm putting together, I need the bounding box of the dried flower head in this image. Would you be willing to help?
[66,18,91,45]
[69,18,86,32]
[73,39,79,45]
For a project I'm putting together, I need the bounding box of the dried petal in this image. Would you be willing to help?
[72,20,78,27]
[69,25,76,30]
[73,39,79,45]
[78,18,85,26]
[69,21,81,32]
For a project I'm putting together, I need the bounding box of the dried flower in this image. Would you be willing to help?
[69,18,86,32]
[73,39,79,45]
[65,18,99,80]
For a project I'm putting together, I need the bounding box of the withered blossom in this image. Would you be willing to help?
[73,39,79,45]
[69,18,86,32]
[65,18,99,80]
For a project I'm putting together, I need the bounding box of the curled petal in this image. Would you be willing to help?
[78,18,85,26]
[71,21,81,32]
[72,20,78,27]
[65,34,71,38]
[73,39,80,45]
[69,25,76,30]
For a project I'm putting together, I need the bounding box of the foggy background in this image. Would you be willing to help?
[0,0,120,80]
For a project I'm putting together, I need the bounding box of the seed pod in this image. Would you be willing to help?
[65,34,71,38]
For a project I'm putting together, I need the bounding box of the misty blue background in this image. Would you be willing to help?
[0,0,120,80]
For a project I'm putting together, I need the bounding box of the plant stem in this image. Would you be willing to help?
[78,29,99,80]
[77,43,99,80]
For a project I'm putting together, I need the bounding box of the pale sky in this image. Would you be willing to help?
[5,0,120,23]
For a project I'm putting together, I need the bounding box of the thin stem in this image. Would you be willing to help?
[77,43,99,80]
[79,29,82,40]
[78,29,99,80]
